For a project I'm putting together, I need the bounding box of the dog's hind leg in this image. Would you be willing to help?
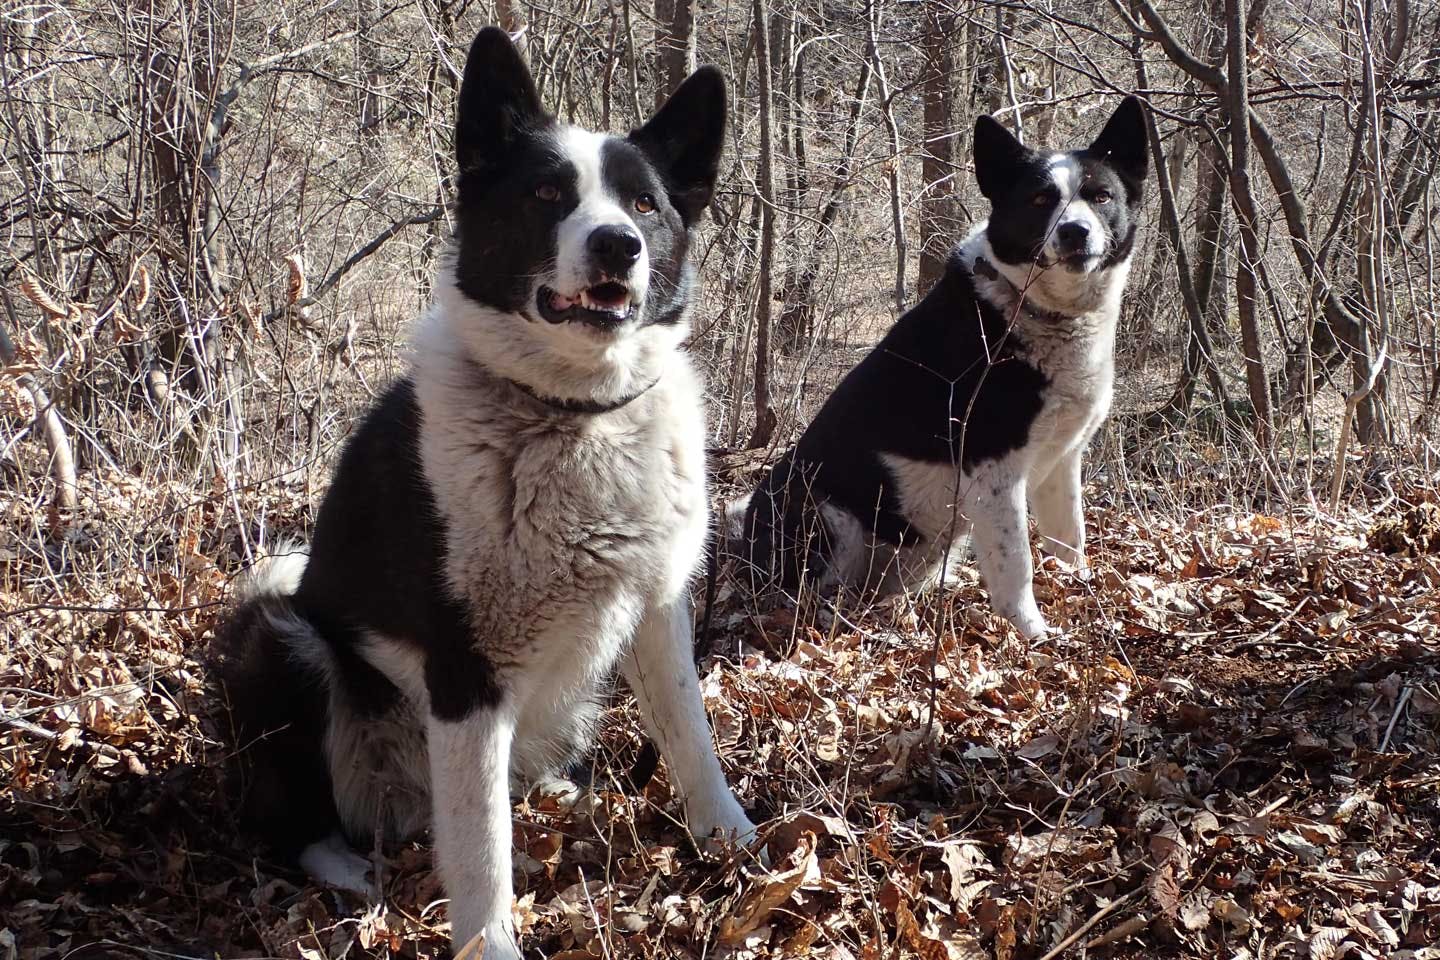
[1030,446,1086,569]
[624,593,758,849]
[967,462,1050,639]
[213,595,375,891]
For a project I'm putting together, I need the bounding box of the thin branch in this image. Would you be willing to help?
[1126,0,1226,89]
[260,204,447,326]
[0,289,77,510]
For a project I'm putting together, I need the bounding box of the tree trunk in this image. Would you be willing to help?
[1224,0,1275,449]
[776,53,872,350]
[359,0,385,135]
[1131,44,1234,428]
[868,0,905,313]
[1129,130,1188,360]
[746,0,777,449]
[654,0,694,103]
[917,3,958,296]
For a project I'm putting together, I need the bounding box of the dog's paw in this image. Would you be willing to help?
[453,922,523,960]
[1010,612,1054,642]
[298,833,377,897]
[690,797,767,863]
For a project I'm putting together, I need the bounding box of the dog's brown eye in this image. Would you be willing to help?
[635,193,656,214]
[1093,191,1113,205]
[535,183,561,202]
[1031,191,1050,207]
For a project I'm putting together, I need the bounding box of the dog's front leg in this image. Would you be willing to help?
[624,593,758,848]
[967,466,1050,639]
[428,703,522,959]
[1030,447,1086,569]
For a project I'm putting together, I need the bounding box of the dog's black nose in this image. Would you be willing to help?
[1055,222,1089,251]
[588,225,643,275]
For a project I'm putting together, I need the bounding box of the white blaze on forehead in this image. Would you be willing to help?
[561,126,610,202]
[552,126,651,299]
[1047,154,1081,199]
[1044,154,1105,261]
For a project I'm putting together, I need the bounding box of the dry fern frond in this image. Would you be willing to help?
[112,311,146,346]
[284,253,307,305]
[284,253,312,321]
[132,264,151,312]
[238,301,263,339]
[0,377,37,420]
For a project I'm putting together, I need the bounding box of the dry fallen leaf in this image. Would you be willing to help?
[718,831,818,944]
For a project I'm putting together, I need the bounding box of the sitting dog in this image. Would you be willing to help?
[737,98,1149,638]
[214,27,756,958]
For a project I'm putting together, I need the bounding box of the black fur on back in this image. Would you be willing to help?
[740,252,1047,590]
[212,379,502,857]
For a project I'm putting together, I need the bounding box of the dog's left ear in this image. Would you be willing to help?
[455,27,548,173]
[630,67,728,225]
[1088,96,1149,184]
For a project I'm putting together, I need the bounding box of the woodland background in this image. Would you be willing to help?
[2,0,1439,958]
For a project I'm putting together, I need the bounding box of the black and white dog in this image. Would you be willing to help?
[738,98,1149,639]
[214,28,755,958]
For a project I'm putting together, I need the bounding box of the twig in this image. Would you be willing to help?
[2,715,124,761]
[0,289,78,509]
[1380,685,1413,752]
[260,204,447,327]
[1035,886,1145,960]
[1085,913,1150,949]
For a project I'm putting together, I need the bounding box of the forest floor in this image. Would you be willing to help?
[2,455,1439,960]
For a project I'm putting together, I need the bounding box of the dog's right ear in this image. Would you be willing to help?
[455,27,547,172]
[973,114,1029,201]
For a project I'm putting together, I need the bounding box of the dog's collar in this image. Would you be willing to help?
[971,256,1075,325]
[506,375,660,415]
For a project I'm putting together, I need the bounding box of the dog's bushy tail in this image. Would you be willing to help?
[210,544,338,856]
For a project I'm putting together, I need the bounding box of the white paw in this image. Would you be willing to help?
[1010,611,1053,641]
[298,833,376,896]
[453,921,523,960]
[690,796,766,862]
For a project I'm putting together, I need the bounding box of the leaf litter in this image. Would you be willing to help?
[2,471,1439,958]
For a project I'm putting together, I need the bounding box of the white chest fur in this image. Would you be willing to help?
[411,318,709,678]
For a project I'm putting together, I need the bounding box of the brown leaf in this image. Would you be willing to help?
[718,832,818,944]
[1148,861,1181,921]
[1308,926,1353,960]
[1017,733,1061,760]
[941,841,992,913]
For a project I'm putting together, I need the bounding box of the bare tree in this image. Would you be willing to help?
[917,2,959,295]
[747,0,778,449]
[868,0,906,313]
[1223,0,1276,448]
[655,0,695,103]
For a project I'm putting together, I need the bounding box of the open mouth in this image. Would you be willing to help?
[1047,251,1097,272]
[537,282,635,329]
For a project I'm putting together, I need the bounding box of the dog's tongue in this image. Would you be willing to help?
[549,290,577,311]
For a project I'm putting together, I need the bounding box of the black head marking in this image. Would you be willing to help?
[973,114,1033,202]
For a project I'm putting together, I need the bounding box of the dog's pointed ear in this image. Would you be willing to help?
[455,27,547,172]
[1089,96,1149,184]
[630,66,727,225]
[973,114,1029,201]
